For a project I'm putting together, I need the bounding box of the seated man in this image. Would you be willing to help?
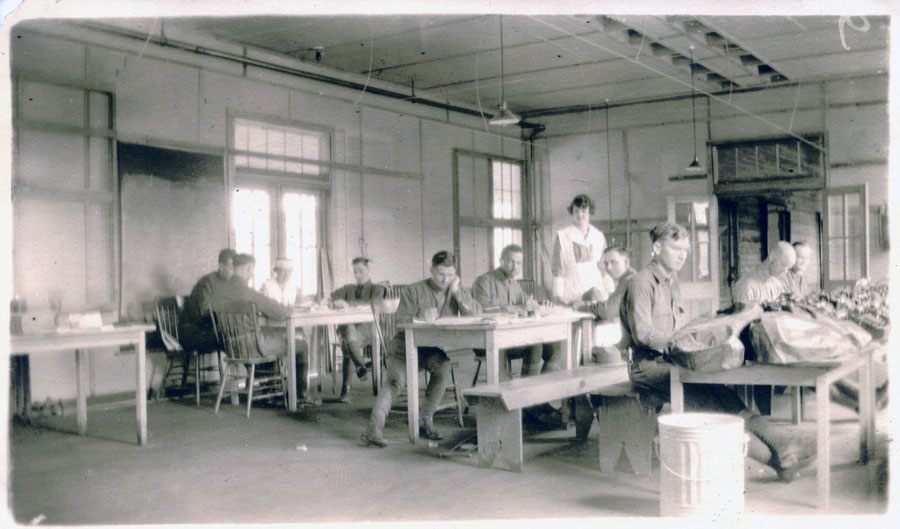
[361,251,481,447]
[179,248,237,356]
[331,256,386,403]
[732,241,796,306]
[621,222,816,482]
[583,246,635,363]
[212,253,317,406]
[260,257,298,307]
[472,244,559,378]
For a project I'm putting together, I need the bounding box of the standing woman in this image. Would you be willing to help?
[552,194,615,305]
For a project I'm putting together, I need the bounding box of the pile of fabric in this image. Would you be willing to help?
[791,279,890,339]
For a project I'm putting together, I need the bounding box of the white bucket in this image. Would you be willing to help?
[657,413,747,518]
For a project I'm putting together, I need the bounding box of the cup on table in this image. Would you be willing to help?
[424,307,438,322]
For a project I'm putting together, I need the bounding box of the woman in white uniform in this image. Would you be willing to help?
[552,194,615,305]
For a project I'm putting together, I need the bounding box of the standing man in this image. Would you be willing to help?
[620,222,816,482]
[331,257,386,402]
[361,251,481,447]
[179,248,237,356]
[471,244,558,378]
[732,241,796,306]
[260,257,298,307]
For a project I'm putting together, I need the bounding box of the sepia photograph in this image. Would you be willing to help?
[1,0,896,526]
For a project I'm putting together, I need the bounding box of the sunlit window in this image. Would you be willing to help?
[674,200,710,282]
[233,119,327,176]
[491,160,524,272]
[232,188,271,289]
[826,190,865,282]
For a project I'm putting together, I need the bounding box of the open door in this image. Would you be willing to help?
[823,185,868,290]
[668,196,720,320]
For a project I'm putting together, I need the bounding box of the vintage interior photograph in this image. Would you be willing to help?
[1,0,895,525]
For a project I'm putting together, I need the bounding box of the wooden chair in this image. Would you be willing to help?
[210,303,288,418]
[154,296,223,406]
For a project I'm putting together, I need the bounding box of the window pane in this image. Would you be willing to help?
[510,164,522,219]
[845,238,861,280]
[693,202,708,226]
[267,129,285,173]
[696,229,710,281]
[247,125,267,154]
[845,193,862,236]
[233,187,270,289]
[302,135,320,175]
[828,239,845,281]
[18,130,85,189]
[674,202,691,226]
[827,195,844,236]
[285,192,319,297]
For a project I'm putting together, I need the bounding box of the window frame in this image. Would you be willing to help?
[11,75,118,312]
[226,114,332,298]
[823,184,869,289]
[452,149,530,280]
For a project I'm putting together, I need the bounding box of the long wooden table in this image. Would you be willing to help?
[400,311,593,442]
[669,341,878,511]
[9,324,156,446]
[285,306,380,411]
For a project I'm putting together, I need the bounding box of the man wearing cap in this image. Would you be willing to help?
[260,257,298,307]
[179,248,237,356]
[331,257,386,402]
[212,253,318,406]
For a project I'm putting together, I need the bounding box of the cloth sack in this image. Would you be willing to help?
[665,305,763,372]
[746,309,872,364]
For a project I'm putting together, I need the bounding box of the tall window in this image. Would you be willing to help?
[229,117,329,297]
[673,200,711,282]
[824,185,868,288]
[12,79,115,311]
[454,151,528,286]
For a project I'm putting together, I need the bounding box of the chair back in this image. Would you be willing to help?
[155,297,183,353]
[210,303,263,361]
[518,279,536,298]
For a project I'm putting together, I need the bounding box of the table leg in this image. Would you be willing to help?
[670,367,684,413]
[371,320,381,393]
[287,318,297,412]
[562,326,573,371]
[486,331,500,385]
[791,386,802,425]
[75,349,88,436]
[580,318,592,366]
[136,334,148,446]
[406,328,419,443]
[816,375,830,511]
[859,350,875,464]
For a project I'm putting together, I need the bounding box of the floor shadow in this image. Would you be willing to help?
[576,493,658,516]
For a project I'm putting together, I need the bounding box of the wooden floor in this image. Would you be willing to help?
[4,369,892,525]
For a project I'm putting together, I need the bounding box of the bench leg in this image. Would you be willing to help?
[597,395,657,476]
[574,395,594,441]
[473,399,523,472]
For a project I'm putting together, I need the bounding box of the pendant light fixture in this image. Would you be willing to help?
[489,15,521,127]
[686,45,702,171]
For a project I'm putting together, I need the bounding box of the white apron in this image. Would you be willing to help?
[553,224,611,305]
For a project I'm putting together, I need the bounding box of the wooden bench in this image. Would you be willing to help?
[462,365,631,472]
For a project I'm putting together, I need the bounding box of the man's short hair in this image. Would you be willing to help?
[792,241,809,249]
[218,248,237,265]
[567,194,595,215]
[603,246,629,259]
[431,250,457,268]
[233,253,256,267]
[351,256,371,267]
[649,222,689,244]
[500,244,524,261]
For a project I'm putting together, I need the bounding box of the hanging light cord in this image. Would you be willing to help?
[499,15,505,107]
[605,101,613,235]
[689,47,698,162]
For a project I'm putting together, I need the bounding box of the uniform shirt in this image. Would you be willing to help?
[260,278,297,307]
[620,260,685,363]
[181,271,229,326]
[210,276,292,322]
[472,267,527,309]
[331,281,386,304]
[732,265,786,305]
[780,269,804,298]
[587,267,636,321]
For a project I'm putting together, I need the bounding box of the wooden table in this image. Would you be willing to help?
[9,324,156,446]
[400,312,593,442]
[669,342,878,511]
[285,306,380,411]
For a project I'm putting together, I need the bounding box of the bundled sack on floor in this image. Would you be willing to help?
[746,307,872,365]
[664,304,763,373]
